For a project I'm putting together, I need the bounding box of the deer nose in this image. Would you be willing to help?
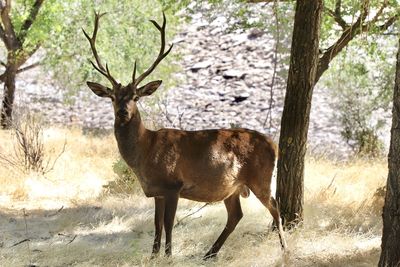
[117,109,128,118]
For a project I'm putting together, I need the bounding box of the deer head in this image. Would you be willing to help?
[83,12,173,125]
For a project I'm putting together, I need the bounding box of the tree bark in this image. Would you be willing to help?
[378,37,400,267]
[0,1,44,129]
[0,67,17,129]
[276,0,323,227]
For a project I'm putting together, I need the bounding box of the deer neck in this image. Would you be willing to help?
[114,112,148,169]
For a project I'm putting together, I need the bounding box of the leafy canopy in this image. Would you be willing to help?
[0,0,183,96]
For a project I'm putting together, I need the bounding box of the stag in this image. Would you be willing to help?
[83,12,287,259]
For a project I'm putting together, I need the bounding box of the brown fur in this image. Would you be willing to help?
[110,110,287,258]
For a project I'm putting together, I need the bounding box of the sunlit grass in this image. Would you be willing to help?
[0,127,117,209]
[0,127,387,266]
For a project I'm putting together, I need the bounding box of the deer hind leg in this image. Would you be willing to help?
[204,193,243,260]
[163,193,179,256]
[152,197,165,257]
[267,196,287,250]
[250,185,287,250]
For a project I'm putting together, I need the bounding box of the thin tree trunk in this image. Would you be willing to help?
[276,0,323,227]
[1,68,17,129]
[378,37,400,267]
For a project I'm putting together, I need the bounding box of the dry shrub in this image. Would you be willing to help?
[0,113,65,174]
[305,157,387,233]
[0,127,116,207]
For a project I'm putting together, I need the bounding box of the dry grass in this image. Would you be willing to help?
[0,127,387,266]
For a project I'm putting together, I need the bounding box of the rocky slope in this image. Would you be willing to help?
[1,10,389,157]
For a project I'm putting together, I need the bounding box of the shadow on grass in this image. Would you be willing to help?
[0,197,383,267]
[0,203,155,266]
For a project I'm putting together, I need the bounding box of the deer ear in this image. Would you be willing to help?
[136,80,162,97]
[87,82,113,98]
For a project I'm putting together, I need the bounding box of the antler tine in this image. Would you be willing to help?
[83,11,119,88]
[132,60,137,82]
[133,12,173,88]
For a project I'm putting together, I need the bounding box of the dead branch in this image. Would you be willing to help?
[17,62,41,74]
[10,238,30,248]
[175,203,209,227]
[45,206,64,217]
[66,235,77,245]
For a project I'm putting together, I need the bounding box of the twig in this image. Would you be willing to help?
[43,138,67,174]
[325,174,337,191]
[10,238,30,248]
[66,235,77,245]
[175,203,209,227]
[263,0,279,131]
[23,209,32,266]
[46,206,64,217]
[17,62,41,74]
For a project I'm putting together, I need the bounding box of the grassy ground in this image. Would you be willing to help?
[0,127,387,266]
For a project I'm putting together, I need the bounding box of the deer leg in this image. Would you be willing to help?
[268,196,287,250]
[252,192,287,250]
[152,197,165,256]
[163,193,179,256]
[204,194,243,260]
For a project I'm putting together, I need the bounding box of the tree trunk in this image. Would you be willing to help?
[1,68,17,129]
[276,0,323,227]
[378,37,400,267]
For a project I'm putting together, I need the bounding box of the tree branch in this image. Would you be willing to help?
[0,71,5,82]
[13,42,42,68]
[17,61,40,74]
[0,24,5,42]
[18,0,44,44]
[324,0,348,29]
[314,0,398,83]
[334,0,342,16]
[326,7,348,30]
[378,14,398,31]
[0,0,21,49]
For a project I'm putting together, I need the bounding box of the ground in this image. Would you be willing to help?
[0,127,387,266]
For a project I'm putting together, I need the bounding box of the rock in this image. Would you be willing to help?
[232,96,248,104]
[231,33,248,46]
[190,60,213,72]
[247,28,264,40]
[222,70,247,79]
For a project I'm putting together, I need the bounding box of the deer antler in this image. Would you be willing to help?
[83,12,119,88]
[132,12,173,88]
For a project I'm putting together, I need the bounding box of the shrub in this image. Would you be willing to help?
[104,158,141,194]
[323,38,395,157]
[0,113,65,174]
[339,94,385,157]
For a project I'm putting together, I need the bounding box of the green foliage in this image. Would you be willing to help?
[323,36,396,157]
[39,0,183,98]
[0,0,182,102]
[104,157,140,194]
[321,0,399,47]
[0,1,62,58]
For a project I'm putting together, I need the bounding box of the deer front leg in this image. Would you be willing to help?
[152,197,166,257]
[163,193,179,256]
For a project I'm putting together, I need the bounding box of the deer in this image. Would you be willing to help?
[83,11,287,260]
